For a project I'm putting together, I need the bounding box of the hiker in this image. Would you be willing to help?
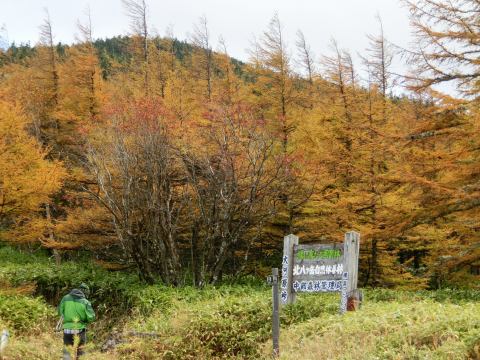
[58,283,95,359]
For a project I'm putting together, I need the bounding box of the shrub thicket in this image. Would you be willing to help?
[0,294,55,333]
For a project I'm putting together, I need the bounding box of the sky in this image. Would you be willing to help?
[0,0,413,78]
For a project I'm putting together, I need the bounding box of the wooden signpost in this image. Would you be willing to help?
[269,231,360,357]
[280,231,360,313]
[280,234,298,305]
[267,268,280,358]
[344,231,361,310]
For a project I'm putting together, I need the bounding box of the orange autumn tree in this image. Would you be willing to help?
[0,11,111,256]
[249,14,314,240]
[0,101,65,243]
[59,10,103,128]
[392,0,480,285]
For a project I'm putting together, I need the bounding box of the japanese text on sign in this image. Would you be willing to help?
[292,243,344,293]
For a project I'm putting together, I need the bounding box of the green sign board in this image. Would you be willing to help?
[291,243,346,293]
[280,232,360,315]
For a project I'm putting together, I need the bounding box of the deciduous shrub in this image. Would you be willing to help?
[0,294,55,333]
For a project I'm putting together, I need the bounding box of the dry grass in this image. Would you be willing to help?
[263,301,480,360]
[0,279,36,296]
[2,287,479,359]
[1,331,118,360]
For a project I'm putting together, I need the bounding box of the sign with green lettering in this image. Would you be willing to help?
[291,243,346,293]
[280,232,360,315]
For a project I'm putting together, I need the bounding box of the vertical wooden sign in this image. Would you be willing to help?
[280,234,298,305]
[271,268,280,358]
[344,231,360,310]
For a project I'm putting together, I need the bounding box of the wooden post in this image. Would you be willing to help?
[281,234,299,305]
[339,272,348,314]
[271,268,280,358]
[344,231,361,310]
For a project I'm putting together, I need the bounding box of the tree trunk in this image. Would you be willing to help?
[190,221,204,287]
[370,238,378,286]
[45,203,61,266]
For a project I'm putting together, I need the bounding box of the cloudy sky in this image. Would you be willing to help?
[1,0,413,76]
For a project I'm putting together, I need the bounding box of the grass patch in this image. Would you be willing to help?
[120,291,340,359]
[270,300,480,360]
[0,294,55,334]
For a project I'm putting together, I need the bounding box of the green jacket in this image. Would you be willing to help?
[58,289,95,330]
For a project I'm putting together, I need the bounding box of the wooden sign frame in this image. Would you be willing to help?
[280,231,360,314]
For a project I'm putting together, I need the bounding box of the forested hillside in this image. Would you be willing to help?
[0,0,479,289]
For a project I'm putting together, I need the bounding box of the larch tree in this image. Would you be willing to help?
[256,13,295,154]
[38,9,59,109]
[295,30,315,85]
[0,101,65,244]
[358,20,400,286]
[74,9,101,121]
[122,0,150,95]
[253,14,311,237]
[399,0,480,284]
[321,40,358,188]
[384,95,478,287]
[149,37,171,99]
[214,37,241,106]
[363,16,392,121]
[295,30,316,109]
[32,9,60,144]
[190,15,214,102]
[58,10,102,140]
[30,10,65,263]
[49,9,114,255]
[403,0,480,95]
